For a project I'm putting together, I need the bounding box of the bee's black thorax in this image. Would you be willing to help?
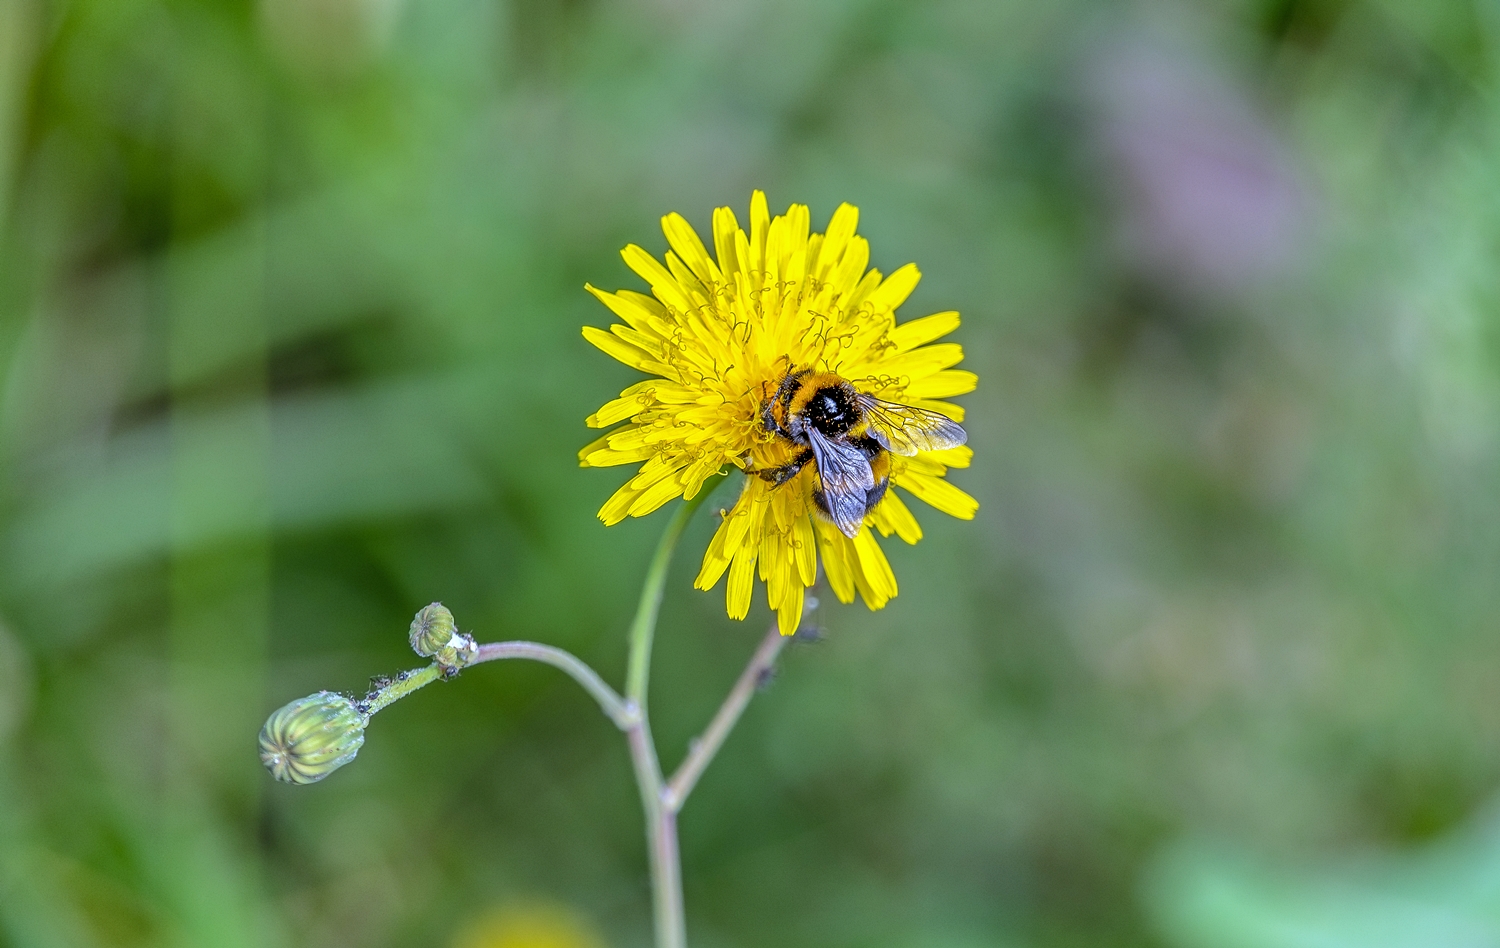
[766,370,863,444]
[799,385,859,436]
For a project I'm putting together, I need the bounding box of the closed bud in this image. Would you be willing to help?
[259,691,366,785]
[410,602,477,674]
[409,603,456,657]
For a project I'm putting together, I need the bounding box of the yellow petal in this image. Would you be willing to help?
[734,229,755,298]
[579,431,611,465]
[805,232,824,277]
[628,469,687,518]
[763,214,787,287]
[598,480,640,525]
[776,587,804,636]
[905,370,977,400]
[759,522,786,603]
[888,310,960,352]
[696,526,734,590]
[843,267,883,315]
[864,263,921,313]
[792,513,817,586]
[586,380,657,428]
[877,343,965,382]
[777,203,810,285]
[698,484,759,589]
[581,435,653,468]
[726,540,758,620]
[665,252,708,299]
[814,518,857,604]
[851,529,897,609]
[871,490,923,544]
[681,457,725,500]
[695,515,737,590]
[925,445,973,469]
[582,326,672,376]
[827,235,870,299]
[909,399,964,422]
[616,289,671,323]
[662,212,720,285]
[812,203,859,279]
[586,284,669,335]
[749,191,770,280]
[897,472,978,520]
[622,244,693,313]
[712,206,743,279]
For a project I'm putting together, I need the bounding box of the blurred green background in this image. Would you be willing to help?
[4,0,1500,946]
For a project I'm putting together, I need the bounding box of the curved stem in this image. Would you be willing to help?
[357,642,634,728]
[474,641,635,729]
[663,622,787,812]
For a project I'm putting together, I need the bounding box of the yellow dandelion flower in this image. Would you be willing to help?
[451,904,606,948]
[581,191,977,636]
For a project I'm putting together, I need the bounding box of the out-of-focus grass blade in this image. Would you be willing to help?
[3,373,497,589]
[0,0,37,236]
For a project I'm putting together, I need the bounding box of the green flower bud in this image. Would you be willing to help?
[409,602,477,674]
[409,603,456,657]
[259,691,366,785]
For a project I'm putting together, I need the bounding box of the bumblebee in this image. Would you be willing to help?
[756,368,967,537]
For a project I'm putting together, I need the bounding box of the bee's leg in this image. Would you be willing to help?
[777,372,804,421]
[755,450,811,487]
[761,400,789,439]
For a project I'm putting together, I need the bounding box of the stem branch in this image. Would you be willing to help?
[663,623,787,812]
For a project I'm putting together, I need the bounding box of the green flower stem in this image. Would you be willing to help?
[473,641,635,729]
[317,480,790,948]
[663,622,788,812]
[623,489,714,948]
[629,723,684,948]
[355,644,634,727]
[359,663,444,715]
[625,489,714,712]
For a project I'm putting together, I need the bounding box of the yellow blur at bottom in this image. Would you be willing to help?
[451,904,608,948]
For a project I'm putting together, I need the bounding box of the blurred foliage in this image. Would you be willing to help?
[4,0,1500,946]
[1146,806,1500,948]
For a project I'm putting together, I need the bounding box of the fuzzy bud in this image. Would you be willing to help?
[409,603,456,657]
[409,602,477,674]
[259,691,366,785]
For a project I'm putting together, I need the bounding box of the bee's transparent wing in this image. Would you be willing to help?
[808,428,874,538]
[857,395,967,456]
